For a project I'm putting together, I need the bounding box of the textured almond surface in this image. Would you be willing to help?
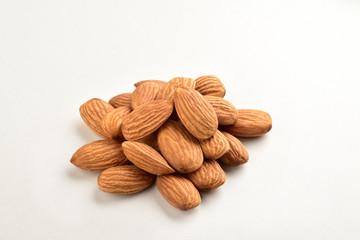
[174,87,218,140]
[101,106,132,140]
[157,174,201,210]
[199,130,230,160]
[187,160,226,191]
[122,141,174,175]
[70,139,127,171]
[195,75,226,97]
[98,165,155,194]
[156,77,195,102]
[134,80,167,88]
[109,93,132,108]
[204,95,238,125]
[219,131,249,166]
[221,109,272,137]
[131,82,161,109]
[79,98,114,138]
[121,100,173,140]
[158,120,203,173]
[136,132,160,152]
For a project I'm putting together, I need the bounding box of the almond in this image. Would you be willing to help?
[219,131,249,166]
[157,120,203,173]
[195,75,226,97]
[101,106,132,140]
[157,174,201,210]
[109,93,132,108]
[79,98,114,138]
[221,109,272,137]
[136,132,160,152]
[122,141,174,175]
[70,139,127,171]
[131,82,161,109]
[199,130,230,160]
[121,100,173,140]
[156,77,195,102]
[187,160,226,191]
[98,165,155,194]
[174,87,218,140]
[134,80,167,88]
[204,95,238,125]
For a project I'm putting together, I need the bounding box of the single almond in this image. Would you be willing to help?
[98,165,155,194]
[157,174,201,210]
[204,95,238,125]
[156,77,195,102]
[187,160,226,191]
[70,139,127,171]
[174,87,218,140]
[109,93,132,108]
[221,109,272,137]
[121,100,173,140]
[199,130,230,160]
[79,98,114,138]
[219,131,249,166]
[131,82,161,109]
[195,75,226,97]
[101,106,132,140]
[158,120,203,173]
[134,80,167,88]
[122,141,175,175]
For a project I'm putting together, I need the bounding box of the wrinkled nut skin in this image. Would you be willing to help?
[101,106,132,140]
[70,139,128,171]
[98,165,155,194]
[109,93,132,108]
[134,80,167,88]
[195,75,226,97]
[174,87,218,140]
[79,98,114,138]
[199,130,230,160]
[121,100,173,141]
[122,141,175,175]
[219,131,249,166]
[204,95,238,125]
[221,109,272,137]
[157,174,201,210]
[187,160,226,191]
[131,82,161,109]
[157,120,203,173]
[156,77,195,102]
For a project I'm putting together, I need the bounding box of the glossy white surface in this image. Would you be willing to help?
[1,0,360,239]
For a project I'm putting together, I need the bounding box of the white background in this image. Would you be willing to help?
[1,0,360,239]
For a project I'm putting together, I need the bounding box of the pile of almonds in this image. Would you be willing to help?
[70,75,272,210]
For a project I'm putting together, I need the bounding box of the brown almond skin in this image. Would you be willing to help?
[219,131,249,166]
[101,106,132,140]
[121,100,173,141]
[221,109,272,137]
[187,160,226,191]
[136,132,160,152]
[134,80,167,88]
[204,96,238,125]
[79,98,114,138]
[156,77,195,102]
[70,139,127,171]
[157,174,201,210]
[199,130,230,160]
[131,82,161,109]
[109,93,132,108]
[158,120,203,173]
[174,87,218,140]
[195,75,226,97]
[98,165,155,194]
[122,141,174,175]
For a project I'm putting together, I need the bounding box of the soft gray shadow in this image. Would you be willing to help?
[75,121,101,142]
[153,184,200,219]
[198,188,223,205]
[92,183,156,204]
[219,161,247,177]
[66,166,99,181]
[238,135,270,147]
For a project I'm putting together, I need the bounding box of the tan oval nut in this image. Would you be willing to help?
[156,77,195,102]
[195,75,226,97]
[219,131,249,166]
[204,95,238,125]
[187,160,226,191]
[157,174,201,210]
[134,80,167,88]
[131,82,161,109]
[101,106,132,140]
[199,130,230,160]
[109,93,132,108]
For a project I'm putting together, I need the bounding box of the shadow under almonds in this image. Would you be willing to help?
[66,166,99,181]
[238,134,270,148]
[75,120,102,143]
